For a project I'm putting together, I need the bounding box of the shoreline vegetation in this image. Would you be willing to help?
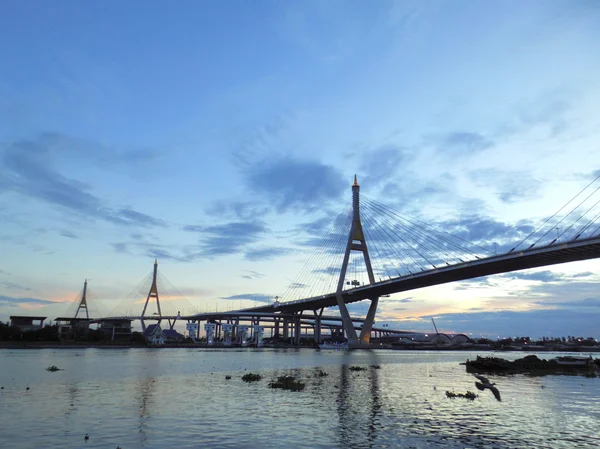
[2,322,598,352]
[1,340,600,352]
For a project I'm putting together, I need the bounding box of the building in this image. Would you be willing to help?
[55,317,92,340]
[162,329,184,342]
[144,324,165,345]
[97,319,133,340]
[9,316,47,332]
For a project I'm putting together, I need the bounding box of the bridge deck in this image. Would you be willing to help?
[246,235,600,313]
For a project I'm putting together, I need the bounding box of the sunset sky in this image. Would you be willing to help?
[1,0,600,338]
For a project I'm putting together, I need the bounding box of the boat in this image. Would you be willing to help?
[319,342,348,351]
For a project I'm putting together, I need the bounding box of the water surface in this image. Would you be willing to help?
[1,349,598,448]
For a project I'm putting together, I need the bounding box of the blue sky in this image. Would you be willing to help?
[1,0,600,338]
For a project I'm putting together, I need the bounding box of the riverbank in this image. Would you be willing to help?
[2,340,600,352]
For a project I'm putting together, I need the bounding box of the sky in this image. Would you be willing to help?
[1,0,600,338]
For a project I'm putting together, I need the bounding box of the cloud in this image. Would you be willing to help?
[241,270,264,280]
[0,295,58,306]
[111,208,167,228]
[438,215,534,248]
[360,145,411,188]
[244,247,294,261]
[112,242,129,254]
[295,216,340,235]
[205,200,271,221]
[469,168,542,204]
[0,134,166,229]
[500,270,563,283]
[534,298,600,309]
[438,132,494,156]
[59,230,78,239]
[220,293,274,304]
[184,221,269,257]
[238,155,346,213]
[0,281,32,291]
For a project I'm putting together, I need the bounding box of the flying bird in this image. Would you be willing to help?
[473,374,501,401]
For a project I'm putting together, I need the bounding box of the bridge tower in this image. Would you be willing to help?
[74,279,90,319]
[140,259,162,332]
[336,175,378,347]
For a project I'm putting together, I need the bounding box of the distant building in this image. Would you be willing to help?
[55,317,92,340]
[162,329,184,342]
[144,324,166,345]
[9,316,46,332]
[97,319,133,340]
[143,324,185,345]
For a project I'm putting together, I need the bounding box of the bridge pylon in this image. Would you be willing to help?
[140,259,162,332]
[336,175,378,347]
[74,279,90,319]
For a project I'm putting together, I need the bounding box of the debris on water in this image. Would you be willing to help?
[46,366,62,372]
[268,376,305,391]
[242,373,262,382]
[446,391,477,400]
[349,366,367,371]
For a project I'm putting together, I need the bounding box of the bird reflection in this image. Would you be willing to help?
[473,374,501,401]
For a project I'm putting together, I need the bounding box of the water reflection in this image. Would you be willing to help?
[335,354,383,448]
[0,349,598,449]
[137,377,156,444]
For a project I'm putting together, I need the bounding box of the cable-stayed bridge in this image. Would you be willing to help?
[97,174,600,348]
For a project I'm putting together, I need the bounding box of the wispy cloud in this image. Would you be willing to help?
[241,270,264,280]
[236,154,346,213]
[0,134,166,229]
[220,293,274,303]
[436,132,494,156]
[0,295,58,306]
[244,247,294,261]
[0,281,32,291]
[184,221,269,257]
[59,230,78,239]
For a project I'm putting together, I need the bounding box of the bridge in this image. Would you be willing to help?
[79,173,600,348]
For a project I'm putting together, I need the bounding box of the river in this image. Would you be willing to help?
[0,348,598,448]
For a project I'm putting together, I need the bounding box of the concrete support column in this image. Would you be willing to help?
[295,316,301,345]
[283,319,289,340]
[313,309,323,343]
[359,296,379,344]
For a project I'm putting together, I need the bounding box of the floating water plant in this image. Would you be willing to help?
[349,366,367,371]
[445,391,477,400]
[241,373,262,382]
[269,376,305,391]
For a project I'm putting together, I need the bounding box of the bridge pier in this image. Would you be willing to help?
[359,296,379,344]
[283,319,289,341]
[294,314,301,345]
[313,308,324,343]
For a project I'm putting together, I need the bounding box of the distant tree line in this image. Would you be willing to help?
[0,322,59,341]
[474,336,598,348]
